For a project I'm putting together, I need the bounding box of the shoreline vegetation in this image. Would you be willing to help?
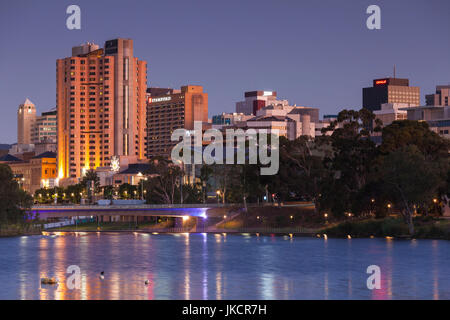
[4,207,449,241]
[0,224,42,238]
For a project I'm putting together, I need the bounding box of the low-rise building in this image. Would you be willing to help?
[373,103,409,127]
[2,151,58,194]
[426,85,450,106]
[401,105,450,138]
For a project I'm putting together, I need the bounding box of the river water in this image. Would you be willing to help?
[0,232,449,300]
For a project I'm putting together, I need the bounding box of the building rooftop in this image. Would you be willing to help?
[119,163,155,175]
[32,151,56,159]
[0,154,22,162]
[248,115,294,122]
[22,98,34,106]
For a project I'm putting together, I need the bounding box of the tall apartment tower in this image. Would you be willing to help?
[426,85,450,106]
[362,78,420,111]
[17,98,36,144]
[146,85,208,158]
[57,39,147,181]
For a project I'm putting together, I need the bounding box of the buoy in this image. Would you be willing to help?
[144,280,149,285]
[99,271,105,280]
[41,277,58,285]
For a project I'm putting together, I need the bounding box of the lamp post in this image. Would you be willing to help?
[141,178,147,201]
[137,172,147,201]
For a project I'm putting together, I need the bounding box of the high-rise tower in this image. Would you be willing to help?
[57,39,147,181]
[17,98,36,145]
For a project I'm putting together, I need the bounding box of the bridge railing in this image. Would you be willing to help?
[31,201,314,210]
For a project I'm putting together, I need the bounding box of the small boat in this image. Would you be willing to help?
[41,277,58,285]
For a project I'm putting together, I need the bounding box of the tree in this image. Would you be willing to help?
[318,109,380,217]
[0,164,33,225]
[381,120,450,161]
[80,169,100,192]
[199,164,213,203]
[277,135,331,207]
[144,158,183,204]
[103,185,114,200]
[119,183,137,199]
[376,145,444,234]
[65,183,84,203]
[177,184,203,204]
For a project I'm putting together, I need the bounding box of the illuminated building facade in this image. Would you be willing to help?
[3,151,57,194]
[146,85,208,158]
[57,39,147,181]
[363,78,420,111]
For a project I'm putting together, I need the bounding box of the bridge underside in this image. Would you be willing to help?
[29,206,234,221]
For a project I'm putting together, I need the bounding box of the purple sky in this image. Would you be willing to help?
[1,0,449,144]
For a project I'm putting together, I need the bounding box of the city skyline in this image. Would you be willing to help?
[1,0,450,143]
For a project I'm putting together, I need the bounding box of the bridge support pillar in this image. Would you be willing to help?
[174,217,183,229]
[196,217,206,232]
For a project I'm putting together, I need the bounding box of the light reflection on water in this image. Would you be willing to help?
[0,233,449,300]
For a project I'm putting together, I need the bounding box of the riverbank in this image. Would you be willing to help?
[46,209,450,240]
[322,216,450,240]
[0,224,42,237]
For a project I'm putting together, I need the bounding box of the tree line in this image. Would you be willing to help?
[143,108,449,234]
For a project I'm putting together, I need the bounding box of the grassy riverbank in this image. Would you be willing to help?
[0,224,42,237]
[322,217,450,240]
[53,220,176,232]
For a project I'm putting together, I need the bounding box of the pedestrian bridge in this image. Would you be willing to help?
[29,203,237,221]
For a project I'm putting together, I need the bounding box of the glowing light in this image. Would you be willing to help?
[182,216,189,221]
[58,168,64,179]
[110,156,120,172]
[347,235,352,239]
[323,234,328,240]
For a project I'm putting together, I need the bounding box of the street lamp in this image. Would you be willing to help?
[139,175,147,201]
[216,190,220,204]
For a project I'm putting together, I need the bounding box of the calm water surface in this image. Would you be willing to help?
[0,232,449,300]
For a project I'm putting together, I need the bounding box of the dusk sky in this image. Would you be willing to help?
[1,0,449,144]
